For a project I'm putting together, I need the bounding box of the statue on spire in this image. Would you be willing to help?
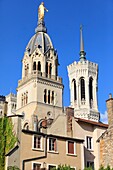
[38,2,48,21]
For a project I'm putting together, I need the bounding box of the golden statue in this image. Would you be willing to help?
[38,2,48,21]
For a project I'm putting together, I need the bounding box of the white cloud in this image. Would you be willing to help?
[100,111,108,124]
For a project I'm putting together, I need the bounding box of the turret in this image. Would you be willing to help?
[67,26,100,122]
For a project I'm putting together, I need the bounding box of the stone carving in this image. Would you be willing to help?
[38,2,48,21]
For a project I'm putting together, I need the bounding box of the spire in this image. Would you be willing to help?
[35,2,48,33]
[79,25,86,61]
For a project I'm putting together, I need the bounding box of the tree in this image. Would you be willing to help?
[0,116,17,170]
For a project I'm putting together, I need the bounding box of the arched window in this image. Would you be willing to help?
[46,62,48,77]
[80,78,85,100]
[15,104,16,109]
[24,93,26,105]
[38,61,41,71]
[49,63,52,77]
[12,103,14,109]
[51,91,54,104]
[26,91,28,104]
[21,94,24,107]
[48,90,50,104]
[44,89,47,103]
[25,65,27,76]
[23,123,29,130]
[89,77,93,100]
[72,79,77,101]
[33,62,36,70]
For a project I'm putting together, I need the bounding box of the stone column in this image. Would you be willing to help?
[76,80,79,109]
[85,78,89,109]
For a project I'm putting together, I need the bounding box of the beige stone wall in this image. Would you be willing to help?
[100,128,113,168]
[106,97,113,128]
[73,120,107,169]
[19,132,83,170]
[5,147,20,170]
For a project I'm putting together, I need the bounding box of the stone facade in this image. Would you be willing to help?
[4,3,109,170]
[98,94,113,168]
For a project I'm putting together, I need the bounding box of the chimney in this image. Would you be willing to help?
[106,93,113,128]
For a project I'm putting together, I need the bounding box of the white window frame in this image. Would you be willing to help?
[48,137,58,153]
[86,136,93,150]
[47,163,57,170]
[66,140,76,156]
[70,166,76,170]
[32,161,43,170]
[86,161,94,169]
[32,135,43,151]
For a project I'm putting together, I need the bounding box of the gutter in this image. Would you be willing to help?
[22,135,47,170]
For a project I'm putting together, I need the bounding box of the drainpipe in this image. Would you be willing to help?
[22,134,47,170]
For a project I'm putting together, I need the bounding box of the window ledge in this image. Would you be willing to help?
[87,149,94,152]
[32,148,44,152]
[48,151,59,154]
[66,153,77,157]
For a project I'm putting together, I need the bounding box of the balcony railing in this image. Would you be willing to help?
[18,71,62,86]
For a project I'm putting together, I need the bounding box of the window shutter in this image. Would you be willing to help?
[68,141,74,154]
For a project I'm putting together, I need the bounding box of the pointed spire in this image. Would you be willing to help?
[79,25,86,61]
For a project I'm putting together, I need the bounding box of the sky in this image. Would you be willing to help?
[0,0,113,123]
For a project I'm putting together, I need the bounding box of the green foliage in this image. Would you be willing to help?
[0,117,17,170]
[52,165,74,170]
[84,167,93,170]
[7,166,20,170]
[99,165,113,170]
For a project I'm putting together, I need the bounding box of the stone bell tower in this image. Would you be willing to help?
[67,26,100,122]
[16,3,64,129]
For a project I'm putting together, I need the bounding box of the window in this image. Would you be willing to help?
[89,77,93,100]
[21,92,28,107]
[21,94,23,106]
[51,91,54,104]
[33,163,41,170]
[44,89,47,103]
[23,123,29,130]
[67,141,76,155]
[34,135,41,149]
[72,79,77,101]
[46,62,48,77]
[49,63,52,77]
[48,90,50,104]
[87,161,94,170]
[33,62,36,70]
[49,138,57,151]
[44,90,55,105]
[86,136,93,150]
[80,78,85,100]
[26,91,28,104]
[38,61,41,71]
[48,165,56,170]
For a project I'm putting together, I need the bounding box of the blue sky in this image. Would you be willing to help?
[0,0,113,122]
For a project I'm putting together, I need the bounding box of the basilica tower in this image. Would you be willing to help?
[67,26,100,122]
[16,3,63,129]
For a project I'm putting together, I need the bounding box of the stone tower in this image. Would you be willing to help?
[16,6,64,130]
[106,93,113,128]
[67,26,100,122]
